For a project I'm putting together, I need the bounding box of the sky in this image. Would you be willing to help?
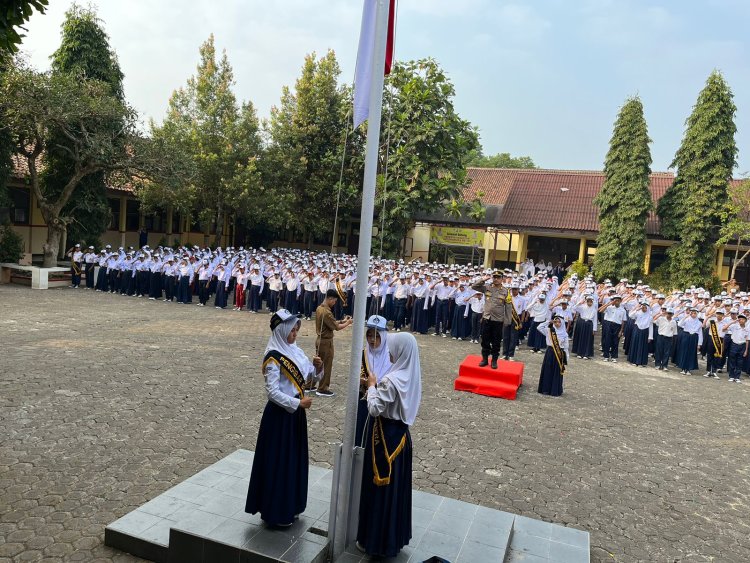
[19,0,750,174]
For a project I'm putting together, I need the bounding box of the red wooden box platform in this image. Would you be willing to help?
[454,354,524,400]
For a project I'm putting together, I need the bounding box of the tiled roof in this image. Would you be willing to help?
[463,167,743,237]
[10,152,134,193]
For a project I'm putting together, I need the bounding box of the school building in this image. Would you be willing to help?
[405,167,749,286]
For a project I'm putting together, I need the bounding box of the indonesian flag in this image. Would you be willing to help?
[353,0,395,128]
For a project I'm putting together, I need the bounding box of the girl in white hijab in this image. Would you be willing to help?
[245,310,322,527]
[356,332,422,558]
[356,315,393,446]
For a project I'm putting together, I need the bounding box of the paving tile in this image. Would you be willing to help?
[437,497,478,521]
[411,506,436,529]
[170,507,227,537]
[416,529,463,561]
[212,459,249,477]
[455,539,506,562]
[466,519,513,550]
[225,450,255,465]
[513,515,553,540]
[474,506,515,529]
[215,475,251,499]
[243,527,298,559]
[209,518,261,547]
[505,549,549,563]
[511,530,551,559]
[412,491,444,511]
[140,517,176,546]
[308,465,330,485]
[405,525,426,548]
[231,507,263,526]
[163,481,210,503]
[186,468,229,488]
[139,495,196,519]
[108,510,164,535]
[548,525,589,549]
[301,531,328,547]
[308,481,332,502]
[279,538,327,563]
[426,512,471,539]
[194,490,245,518]
[548,540,589,563]
[300,497,329,521]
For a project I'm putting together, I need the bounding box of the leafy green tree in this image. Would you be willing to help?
[0,0,48,55]
[145,35,265,246]
[264,50,358,245]
[466,150,536,169]
[42,4,125,247]
[657,70,738,287]
[593,96,653,280]
[0,60,138,266]
[376,58,480,256]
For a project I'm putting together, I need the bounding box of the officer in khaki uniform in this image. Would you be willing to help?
[314,289,354,397]
[471,270,512,369]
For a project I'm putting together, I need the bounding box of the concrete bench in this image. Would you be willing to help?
[0,263,71,289]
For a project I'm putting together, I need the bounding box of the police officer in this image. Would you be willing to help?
[471,270,511,369]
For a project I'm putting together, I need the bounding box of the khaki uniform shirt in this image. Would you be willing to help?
[471,281,512,323]
[315,304,338,339]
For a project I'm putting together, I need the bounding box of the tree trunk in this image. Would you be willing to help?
[214,207,224,248]
[731,239,742,280]
[43,219,64,268]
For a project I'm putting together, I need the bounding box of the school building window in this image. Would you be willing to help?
[6,187,30,225]
[125,200,140,231]
[108,198,120,230]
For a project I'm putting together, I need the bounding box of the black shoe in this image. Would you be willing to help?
[316,389,335,397]
[491,358,498,369]
[478,357,489,367]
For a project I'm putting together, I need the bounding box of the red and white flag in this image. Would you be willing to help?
[353,0,395,128]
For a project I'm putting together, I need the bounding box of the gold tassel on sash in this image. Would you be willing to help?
[709,320,723,358]
[507,292,522,330]
[371,416,406,486]
[550,326,566,375]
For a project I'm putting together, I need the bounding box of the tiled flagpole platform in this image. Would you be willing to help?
[105,449,590,563]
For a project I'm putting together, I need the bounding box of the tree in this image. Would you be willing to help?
[716,179,750,281]
[42,4,125,248]
[0,0,48,56]
[593,96,653,280]
[145,35,265,246]
[466,150,536,169]
[657,70,738,287]
[0,60,138,266]
[376,58,480,256]
[264,50,358,245]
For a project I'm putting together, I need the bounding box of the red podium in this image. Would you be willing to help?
[454,355,524,400]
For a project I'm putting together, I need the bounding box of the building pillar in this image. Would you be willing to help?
[644,241,653,275]
[119,196,127,248]
[716,245,726,279]
[578,238,587,263]
[515,233,528,271]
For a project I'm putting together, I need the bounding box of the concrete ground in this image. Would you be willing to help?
[1,284,749,562]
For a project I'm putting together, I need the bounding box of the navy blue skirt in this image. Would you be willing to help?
[572,319,594,358]
[627,326,650,366]
[357,417,412,558]
[675,332,699,371]
[245,400,308,526]
[537,348,564,396]
[527,321,545,349]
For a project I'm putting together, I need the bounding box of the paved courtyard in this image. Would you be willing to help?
[1,284,750,562]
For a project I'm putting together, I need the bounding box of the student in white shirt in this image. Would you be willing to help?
[653,308,678,370]
[726,313,749,382]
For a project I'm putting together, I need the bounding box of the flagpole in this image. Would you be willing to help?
[330,0,390,558]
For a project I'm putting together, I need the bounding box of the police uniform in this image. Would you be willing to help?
[471,271,511,368]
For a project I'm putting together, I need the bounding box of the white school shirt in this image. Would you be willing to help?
[537,323,569,355]
[728,323,750,345]
[393,281,411,299]
[552,306,573,324]
[434,282,453,301]
[603,305,627,325]
[269,276,283,291]
[469,294,485,314]
[654,316,678,337]
[264,357,321,413]
[575,304,598,331]
[526,300,550,323]
[678,316,703,347]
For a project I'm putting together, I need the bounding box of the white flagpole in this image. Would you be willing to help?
[330,0,390,558]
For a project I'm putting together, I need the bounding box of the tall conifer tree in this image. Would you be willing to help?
[593,96,652,280]
[657,71,737,287]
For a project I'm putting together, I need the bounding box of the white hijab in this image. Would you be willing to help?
[366,327,392,383]
[264,317,313,376]
[384,333,422,426]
